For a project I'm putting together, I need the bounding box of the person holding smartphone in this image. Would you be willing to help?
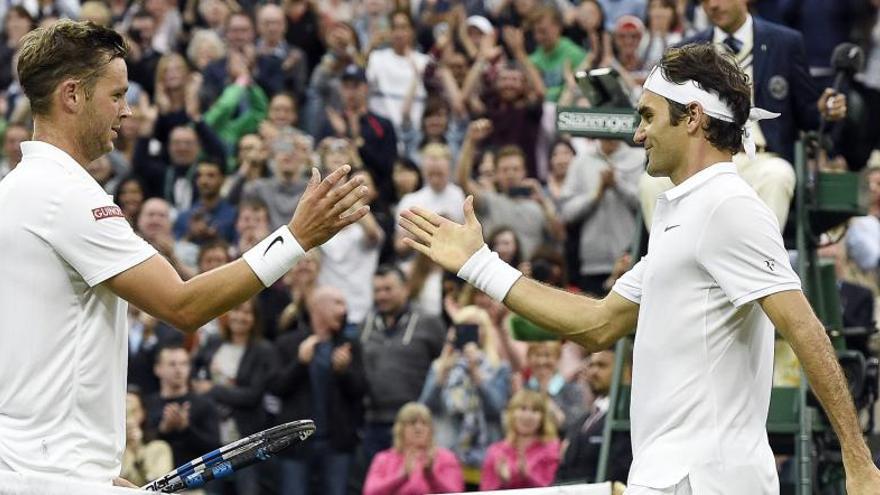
[457,120,563,260]
[418,305,511,476]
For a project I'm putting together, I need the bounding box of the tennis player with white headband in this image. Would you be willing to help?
[399,43,880,494]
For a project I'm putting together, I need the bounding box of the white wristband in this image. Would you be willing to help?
[457,244,523,302]
[242,226,306,287]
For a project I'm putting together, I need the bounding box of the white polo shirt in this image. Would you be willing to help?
[612,163,800,493]
[0,142,156,482]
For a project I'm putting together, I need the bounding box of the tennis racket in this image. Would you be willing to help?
[142,419,316,493]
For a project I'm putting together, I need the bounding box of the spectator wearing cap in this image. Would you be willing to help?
[466,15,494,48]
[612,14,648,84]
[173,161,238,244]
[596,0,646,32]
[366,9,429,134]
[320,64,398,205]
[528,7,587,102]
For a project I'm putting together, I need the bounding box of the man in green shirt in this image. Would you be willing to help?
[529,7,587,102]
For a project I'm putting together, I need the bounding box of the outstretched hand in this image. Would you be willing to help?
[398,196,484,274]
[289,165,369,251]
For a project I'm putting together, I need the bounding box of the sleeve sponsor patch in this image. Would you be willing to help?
[92,205,124,220]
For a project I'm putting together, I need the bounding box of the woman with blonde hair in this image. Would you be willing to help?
[479,390,560,490]
[152,52,204,144]
[419,305,511,473]
[363,402,465,495]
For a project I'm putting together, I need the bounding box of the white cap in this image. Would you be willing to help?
[466,15,494,35]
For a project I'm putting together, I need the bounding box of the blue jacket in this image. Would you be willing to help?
[687,17,821,163]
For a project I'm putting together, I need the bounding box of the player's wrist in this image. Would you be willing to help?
[242,226,306,287]
[457,244,522,302]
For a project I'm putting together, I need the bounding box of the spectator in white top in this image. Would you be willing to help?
[399,44,880,493]
[559,139,644,296]
[366,9,429,133]
[319,168,386,324]
[0,20,368,486]
[395,143,465,255]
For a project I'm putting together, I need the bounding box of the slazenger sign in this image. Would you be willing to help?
[556,108,639,145]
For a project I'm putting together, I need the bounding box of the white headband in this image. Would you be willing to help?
[642,65,780,160]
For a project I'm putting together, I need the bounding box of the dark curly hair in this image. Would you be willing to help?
[658,43,751,154]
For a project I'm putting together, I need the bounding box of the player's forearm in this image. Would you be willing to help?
[173,260,264,331]
[503,278,616,351]
[785,318,873,472]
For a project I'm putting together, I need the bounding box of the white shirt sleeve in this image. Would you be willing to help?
[697,194,801,307]
[611,256,648,304]
[47,183,157,287]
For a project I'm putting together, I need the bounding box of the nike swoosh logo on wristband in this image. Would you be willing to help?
[263,236,284,256]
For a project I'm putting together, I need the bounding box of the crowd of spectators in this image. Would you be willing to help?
[2,0,880,492]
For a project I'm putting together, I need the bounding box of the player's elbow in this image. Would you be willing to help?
[160,301,204,333]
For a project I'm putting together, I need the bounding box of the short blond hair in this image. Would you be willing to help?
[392,402,434,451]
[420,142,452,161]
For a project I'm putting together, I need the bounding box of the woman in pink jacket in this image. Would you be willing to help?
[479,389,561,490]
[363,402,465,495]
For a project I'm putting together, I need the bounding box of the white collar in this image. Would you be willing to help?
[661,162,738,202]
[713,14,752,46]
[20,141,95,182]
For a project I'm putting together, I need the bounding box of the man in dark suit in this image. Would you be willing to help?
[555,349,632,485]
[691,0,845,165]
[639,0,847,231]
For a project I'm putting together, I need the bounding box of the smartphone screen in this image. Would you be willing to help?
[454,323,480,350]
[508,185,532,198]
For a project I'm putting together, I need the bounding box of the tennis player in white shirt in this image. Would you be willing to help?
[0,20,368,485]
[399,44,880,494]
